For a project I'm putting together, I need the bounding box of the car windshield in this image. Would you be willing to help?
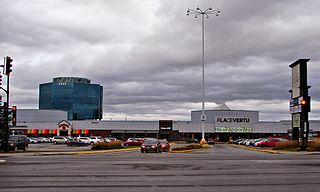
[144,139,158,144]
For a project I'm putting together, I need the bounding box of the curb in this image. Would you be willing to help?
[0,147,140,157]
[71,147,139,155]
[228,144,280,154]
[228,144,320,155]
[0,160,6,164]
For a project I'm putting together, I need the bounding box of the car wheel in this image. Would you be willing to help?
[141,150,144,153]
[54,141,57,144]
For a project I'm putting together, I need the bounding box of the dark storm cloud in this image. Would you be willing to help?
[1,0,319,121]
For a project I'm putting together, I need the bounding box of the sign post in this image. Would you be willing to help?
[159,120,173,140]
[289,59,311,150]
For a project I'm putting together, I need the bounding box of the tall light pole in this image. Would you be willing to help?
[187,7,220,144]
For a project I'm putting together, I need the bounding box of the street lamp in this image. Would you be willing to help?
[187,6,220,144]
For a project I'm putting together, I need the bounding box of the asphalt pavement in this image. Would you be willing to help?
[1,144,320,192]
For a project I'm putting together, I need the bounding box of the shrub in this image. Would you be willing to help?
[273,140,320,151]
[307,141,320,151]
[273,140,300,151]
[172,144,204,151]
[91,140,123,150]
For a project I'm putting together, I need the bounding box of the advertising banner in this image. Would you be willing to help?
[215,127,252,133]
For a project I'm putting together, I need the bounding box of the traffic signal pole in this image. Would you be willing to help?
[0,56,13,152]
[2,102,9,152]
[6,67,9,105]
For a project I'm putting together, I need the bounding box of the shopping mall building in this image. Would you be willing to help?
[12,104,320,141]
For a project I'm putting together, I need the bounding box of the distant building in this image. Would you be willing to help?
[17,109,67,123]
[39,77,103,120]
[12,104,320,141]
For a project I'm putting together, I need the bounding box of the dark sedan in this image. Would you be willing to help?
[8,135,29,151]
[141,139,162,153]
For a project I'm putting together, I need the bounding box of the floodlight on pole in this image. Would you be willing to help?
[187,6,220,144]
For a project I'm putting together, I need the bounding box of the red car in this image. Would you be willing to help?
[159,139,170,152]
[256,138,284,147]
[141,139,162,153]
[122,138,144,147]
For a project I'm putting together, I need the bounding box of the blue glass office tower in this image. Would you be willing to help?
[39,77,103,120]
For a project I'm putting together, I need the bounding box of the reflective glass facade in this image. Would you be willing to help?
[39,77,103,120]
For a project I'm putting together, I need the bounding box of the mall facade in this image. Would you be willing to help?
[12,104,320,141]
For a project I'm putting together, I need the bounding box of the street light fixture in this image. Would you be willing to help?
[187,6,220,144]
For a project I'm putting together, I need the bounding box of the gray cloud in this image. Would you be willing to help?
[1,0,319,121]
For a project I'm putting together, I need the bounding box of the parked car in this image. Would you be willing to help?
[77,137,91,145]
[251,138,265,146]
[8,135,29,151]
[28,137,38,144]
[49,137,54,143]
[245,139,253,146]
[188,139,199,143]
[52,136,68,144]
[255,139,268,147]
[108,137,117,141]
[66,136,73,141]
[103,138,112,143]
[233,138,244,145]
[207,138,215,145]
[67,138,88,146]
[256,138,284,147]
[104,137,117,142]
[159,139,170,152]
[89,136,103,144]
[122,138,144,147]
[37,137,47,143]
[141,139,162,153]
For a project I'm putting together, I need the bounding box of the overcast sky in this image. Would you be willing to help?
[1,0,319,121]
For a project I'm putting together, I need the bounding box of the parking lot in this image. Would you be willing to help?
[27,142,92,152]
[1,144,320,192]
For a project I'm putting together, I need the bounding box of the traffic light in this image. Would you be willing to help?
[5,56,13,75]
[12,105,17,126]
[300,96,310,113]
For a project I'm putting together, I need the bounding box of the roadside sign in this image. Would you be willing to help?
[292,113,300,127]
